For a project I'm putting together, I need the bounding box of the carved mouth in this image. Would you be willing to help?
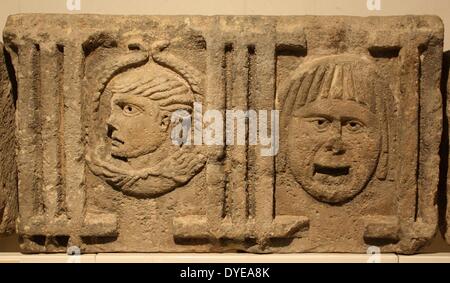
[313,164,350,177]
[110,136,124,147]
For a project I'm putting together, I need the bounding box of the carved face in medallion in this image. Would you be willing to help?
[86,47,206,198]
[105,63,190,160]
[282,55,386,203]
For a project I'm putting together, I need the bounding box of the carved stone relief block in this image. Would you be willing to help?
[275,17,443,254]
[2,14,444,253]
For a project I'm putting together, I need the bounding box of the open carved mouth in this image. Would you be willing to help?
[110,136,124,147]
[313,164,350,177]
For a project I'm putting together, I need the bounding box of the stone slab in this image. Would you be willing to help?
[1,14,444,254]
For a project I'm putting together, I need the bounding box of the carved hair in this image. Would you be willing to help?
[86,40,203,114]
[278,54,379,117]
[106,63,195,113]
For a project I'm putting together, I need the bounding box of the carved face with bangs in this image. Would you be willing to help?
[283,55,385,203]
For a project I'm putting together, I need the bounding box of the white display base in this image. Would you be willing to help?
[1,253,449,263]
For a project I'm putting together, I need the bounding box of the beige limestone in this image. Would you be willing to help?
[0,14,445,254]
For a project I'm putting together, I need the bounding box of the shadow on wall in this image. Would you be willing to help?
[439,50,450,246]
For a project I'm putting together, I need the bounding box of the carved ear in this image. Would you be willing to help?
[160,112,171,132]
[376,143,388,180]
[376,87,389,181]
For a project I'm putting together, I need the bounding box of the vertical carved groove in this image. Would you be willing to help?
[40,43,69,222]
[397,45,421,224]
[63,44,85,226]
[272,46,277,220]
[246,45,256,219]
[56,44,67,216]
[415,51,422,221]
[226,42,249,225]
[204,36,228,229]
[253,40,276,239]
[415,46,427,221]
[222,43,233,219]
[32,43,44,215]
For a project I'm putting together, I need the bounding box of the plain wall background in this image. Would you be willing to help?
[0,0,449,253]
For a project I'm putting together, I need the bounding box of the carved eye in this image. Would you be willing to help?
[344,120,364,132]
[122,104,142,116]
[311,118,331,131]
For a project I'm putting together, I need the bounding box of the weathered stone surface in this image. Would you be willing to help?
[2,14,444,254]
[0,43,17,235]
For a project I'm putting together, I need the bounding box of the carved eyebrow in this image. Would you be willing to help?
[112,96,147,108]
[295,112,335,120]
[340,116,367,124]
[300,113,368,124]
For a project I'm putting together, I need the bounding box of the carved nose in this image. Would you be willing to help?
[106,116,119,138]
[106,114,120,130]
[107,115,115,126]
[106,124,117,139]
[324,136,346,155]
